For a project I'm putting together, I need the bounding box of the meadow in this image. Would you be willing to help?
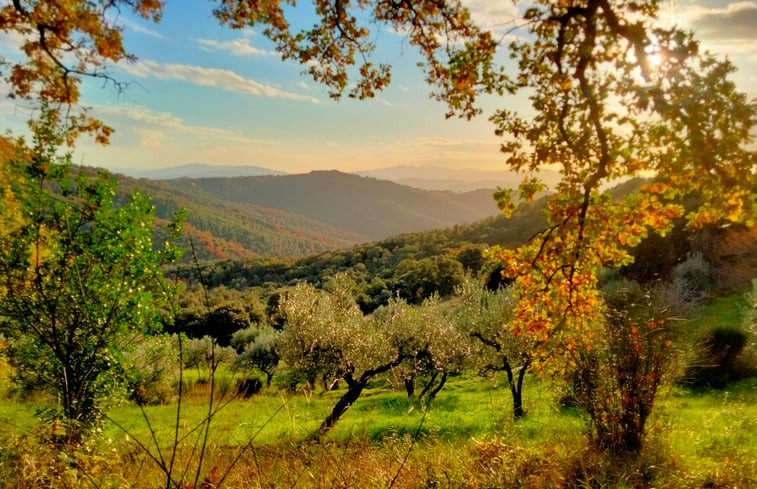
[1,355,754,487]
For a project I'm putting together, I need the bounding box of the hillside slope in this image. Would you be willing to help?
[113,170,500,259]
[174,170,500,240]
[116,175,363,260]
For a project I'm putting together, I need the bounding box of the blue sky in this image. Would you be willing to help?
[2,1,756,174]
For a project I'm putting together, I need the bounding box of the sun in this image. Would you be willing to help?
[647,51,664,69]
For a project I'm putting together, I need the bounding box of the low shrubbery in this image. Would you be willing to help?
[683,326,750,389]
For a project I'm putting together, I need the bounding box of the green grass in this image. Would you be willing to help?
[658,378,757,478]
[0,396,38,434]
[686,293,746,336]
[1,372,754,488]
[1,293,754,487]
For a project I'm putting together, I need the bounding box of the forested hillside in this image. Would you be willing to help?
[172,180,757,315]
[117,175,362,260]
[167,171,499,239]
[113,170,500,259]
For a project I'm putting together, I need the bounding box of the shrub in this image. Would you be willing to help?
[682,325,751,389]
[573,284,673,455]
[235,377,263,398]
[124,334,180,406]
[183,336,236,382]
[232,325,280,387]
[672,253,712,307]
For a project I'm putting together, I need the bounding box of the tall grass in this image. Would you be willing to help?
[1,292,755,488]
[1,374,755,487]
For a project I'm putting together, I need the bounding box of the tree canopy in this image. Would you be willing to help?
[0,120,182,439]
[3,0,755,358]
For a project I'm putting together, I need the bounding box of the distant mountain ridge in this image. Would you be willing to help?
[113,163,286,180]
[355,165,561,192]
[177,170,499,241]
[112,163,554,192]
[110,169,500,259]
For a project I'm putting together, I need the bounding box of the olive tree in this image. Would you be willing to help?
[453,278,534,419]
[231,324,280,387]
[278,278,398,435]
[279,275,465,435]
[383,296,467,401]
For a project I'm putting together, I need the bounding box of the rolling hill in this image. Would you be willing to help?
[116,174,362,260]
[113,163,287,180]
[113,170,500,259]
[168,170,499,241]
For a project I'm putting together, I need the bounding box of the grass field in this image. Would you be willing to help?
[0,295,755,488]
[1,373,754,488]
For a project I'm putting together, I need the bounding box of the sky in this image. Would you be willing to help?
[1,0,756,175]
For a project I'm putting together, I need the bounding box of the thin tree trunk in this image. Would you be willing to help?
[426,371,447,401]
[404,375,415,398]
[314,355,404,437]
[504,358,527,420]
[419,371,439,399]
[317,380,366,435]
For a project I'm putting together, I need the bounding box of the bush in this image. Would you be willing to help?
[125,334,181,406]
[672,253,712,307]
[682,326,751,389]
[573,284,673,455]
[235,377,263,398]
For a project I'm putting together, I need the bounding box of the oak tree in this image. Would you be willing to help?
[0,0,166,142]
[487,0,755,356]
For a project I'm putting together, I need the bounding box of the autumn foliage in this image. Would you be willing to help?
[1,0,755,461]
[0,0,163,143]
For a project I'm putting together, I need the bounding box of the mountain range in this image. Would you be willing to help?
[112,163,287,180]
[113,170,501,260]
[355,165,529,192]
[111,163,561,193]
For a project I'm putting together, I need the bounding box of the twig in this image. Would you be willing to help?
[388,396,433,488]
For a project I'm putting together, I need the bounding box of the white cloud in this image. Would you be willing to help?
[0,29,32,57]
[681,2,757,39]
[396,136,495,149]
[196,37,276,56]
[663,2,757,94]
[73,103,288,169]
[461,0,521,33]
[136,128,164,149]
[118,17,165,39]
[117,60,320,103]
[90,104,279,146]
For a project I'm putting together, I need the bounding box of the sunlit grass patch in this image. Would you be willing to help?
[653,377,757,487]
